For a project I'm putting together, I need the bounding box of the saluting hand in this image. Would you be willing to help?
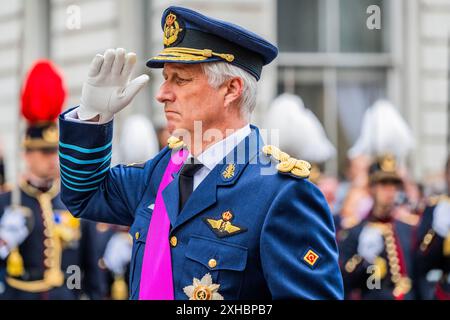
[78,48,150,123]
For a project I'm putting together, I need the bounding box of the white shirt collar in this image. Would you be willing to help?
[189,124,251,170]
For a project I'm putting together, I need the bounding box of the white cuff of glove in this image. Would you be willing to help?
[64,108,109,125]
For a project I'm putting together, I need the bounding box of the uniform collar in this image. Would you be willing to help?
[163,125,264,229]
[189,124,251,170]
[20,179,59,199]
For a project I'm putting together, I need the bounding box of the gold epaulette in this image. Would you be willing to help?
[167,136,185,150]
[262,145,311,179]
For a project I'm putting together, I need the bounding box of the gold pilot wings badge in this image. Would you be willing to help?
[203,210,247,238]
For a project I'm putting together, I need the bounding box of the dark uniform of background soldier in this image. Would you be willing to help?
[339,155,416,300]
[96,223,131,300]
[0,61,104,300]
[414,155,450,300]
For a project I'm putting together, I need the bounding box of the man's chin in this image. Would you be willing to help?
[166,121,177,135]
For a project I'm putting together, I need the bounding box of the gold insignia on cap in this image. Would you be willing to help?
[380,154,396,173]
[222,164,235,179]
[183,273,224,300]
[167,136,185,150]
[203,210,247,238]
[163,13,183,47]
[263,145,311,179]
[42,125,58,144]
[303,249,320,267]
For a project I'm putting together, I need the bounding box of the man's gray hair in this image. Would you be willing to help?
[201,62,257,121]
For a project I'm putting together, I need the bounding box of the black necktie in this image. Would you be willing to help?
[178,158,204,211]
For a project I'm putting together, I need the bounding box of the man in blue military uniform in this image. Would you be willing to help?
[58,6,343,300]
[338,155,417,300]
[413,156,450,300]
[0,61,104,300]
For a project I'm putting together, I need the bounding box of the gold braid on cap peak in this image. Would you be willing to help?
[153,47,235,63]
[262,145,311,179]
[167,136,186,150]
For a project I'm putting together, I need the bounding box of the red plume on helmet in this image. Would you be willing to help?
[20,60,67,124]
[20,60,67,150]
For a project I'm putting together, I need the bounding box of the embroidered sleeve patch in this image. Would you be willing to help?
[302,249,320,268]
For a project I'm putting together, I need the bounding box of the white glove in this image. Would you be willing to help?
[103,233,133,275]
[78,48,150,123]
[0,207,30,256]
[357,225,384,263]
[432,201,450,238]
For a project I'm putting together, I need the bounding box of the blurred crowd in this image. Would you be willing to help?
[264,94,449,300]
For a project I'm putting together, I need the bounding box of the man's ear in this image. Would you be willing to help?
[223,77,244,108]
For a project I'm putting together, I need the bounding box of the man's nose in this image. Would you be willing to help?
[156,81,175,104]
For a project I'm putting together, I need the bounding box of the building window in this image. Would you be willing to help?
[277,0,396,176]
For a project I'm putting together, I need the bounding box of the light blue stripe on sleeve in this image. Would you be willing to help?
[60,159,110,175]
[59,141,112,154]
[59,151,112,165]
[61,179,99,192]
[60,165,109,181]
[60,173,106,186]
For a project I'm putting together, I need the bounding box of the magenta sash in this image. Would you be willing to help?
[139,149,188,300]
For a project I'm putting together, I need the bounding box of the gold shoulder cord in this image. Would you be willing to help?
[370,223,412,298]
[167,136,186,150]
[262,145,311,179]
[6,182,65,292]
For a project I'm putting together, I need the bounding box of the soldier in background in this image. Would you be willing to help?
[0,60,103,300]
[338,100,416,231]
[264,93,342,232]
[339,155,416,300]
[96,223,131,300]
[414,156,450,300]
[263,93,336,184]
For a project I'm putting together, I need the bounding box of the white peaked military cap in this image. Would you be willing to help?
[117,114,159,165]
[263,93,336,163]
[348,99,415,163]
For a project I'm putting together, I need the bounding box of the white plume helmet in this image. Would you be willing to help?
[348,99,415,163]
[263,93,336,163]
[117,114,159,165]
